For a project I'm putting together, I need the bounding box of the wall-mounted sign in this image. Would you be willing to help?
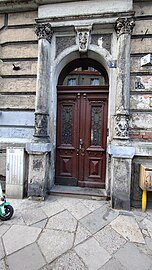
[141,54,152,66]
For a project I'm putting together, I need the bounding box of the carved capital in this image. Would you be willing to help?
[34,113,49,139]
[35,23,53,43]
[115,112,129,138]
[75,25,92,53]
[115,17,135,37]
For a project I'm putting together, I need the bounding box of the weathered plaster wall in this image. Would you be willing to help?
[0,10,38,187]
[131,1,152,205]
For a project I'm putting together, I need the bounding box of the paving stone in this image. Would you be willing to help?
[0,225,10,237]
[38,229,74,263]
[94,225,126,255]
[0,238,5,260]
[2,225,41,255]
[32,218,48,229]
[67,202,92,220]
[46,210,77,232]
[114,242,152,270]
[3,210,25,226]
[57,197,82,209]
[145,237,152,251]
[7,243,45,270]
[74,222,91,246]
[100,257,126,270]
[41,200,65,218]
[110,215,145,243]
[74,237,111,270]
[21,207,47,225]
[134,242,152,258]
[49,250,87,270]
[142,218,152,238]
[80,205,118,234]
[0,259,6,270]
[81,199,106,212]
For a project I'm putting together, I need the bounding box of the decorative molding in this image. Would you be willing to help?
[115,17,135,37]
[115,108,129,138]
[34,113,49,139]
[75,25,92,53]
[35,23,53,43]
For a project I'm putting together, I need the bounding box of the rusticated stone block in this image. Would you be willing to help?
[8,11,37,26]
[131,38,152,54]
[134,2,152,16]
[0,44,38,59]
[130,58,152,74]
[0,14,5,29]
[0,61,37,76]
[0,95,35,110]
[0,28,37,45]
[0,78,36,93]
[133,20,152,35]
[130,94,152,110]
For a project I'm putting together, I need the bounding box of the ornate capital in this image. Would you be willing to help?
[115,17,135,37]
[35,23,53,43]
[34,113,49,139]
[115,109,129,138]
[75,25,92,53]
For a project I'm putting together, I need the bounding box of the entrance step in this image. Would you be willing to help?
[48,185,108,200]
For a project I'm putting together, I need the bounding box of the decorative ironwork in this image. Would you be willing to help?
[91,106,102,146]
[34,113,48,138]
[75,25,92,53]
[35,23,53,43]
[115,113,129,138]
[115,17,135,37]
[62,105,72,144]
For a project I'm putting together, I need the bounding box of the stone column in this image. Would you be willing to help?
[109,18,135,210]
[34,23,53,142]
[114,17,135,139]
[26,23,53,199]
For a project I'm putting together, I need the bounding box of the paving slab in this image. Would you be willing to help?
[81,199,106,212]
[110,215,145,243]
[74,222,91,246]
[2,225,41,255]
[0,224,10,237]
[41,200,65,218]
[94,225,126,255]
[46,210,77,232]
[7,243,46,270]
[80,205,118,234]
[0,238,5,260]
[31,218,48,229]
[67,202,92,220]
[38,229,74,263]
[48,250,87,270]
[145,237,152,251]
[142,218,152,238]
[74,237,111,270]
[100,257,126,270]
[57,197,82,209]
[114,242,152,270]
[21,207,47,226]
[0,259,6,270]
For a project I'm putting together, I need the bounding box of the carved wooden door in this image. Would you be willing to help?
[55,87,108,188]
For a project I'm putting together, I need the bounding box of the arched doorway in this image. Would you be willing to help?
[55,58,109,188]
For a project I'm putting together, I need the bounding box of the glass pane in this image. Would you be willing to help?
[91,106,102,146]
[62,105,72,144]
[63,66,105,86]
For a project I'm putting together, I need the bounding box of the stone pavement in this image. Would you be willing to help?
[0,195,152,270]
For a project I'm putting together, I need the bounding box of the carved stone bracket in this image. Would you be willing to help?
[34,113,49,139]
[75,25,92,53]
[115,17,135,37]
[35,23,53,43]
[115,108,129,138]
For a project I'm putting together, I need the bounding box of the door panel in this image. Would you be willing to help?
[56,89,108,188]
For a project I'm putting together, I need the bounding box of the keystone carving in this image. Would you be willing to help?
[75,26,92,53]
[115,17,135,37]
[34,113,49,138]
[35,23,53,43]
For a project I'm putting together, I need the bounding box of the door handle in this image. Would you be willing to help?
[79,138,83,149]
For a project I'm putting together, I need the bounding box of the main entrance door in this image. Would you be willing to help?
[55,86,108,188]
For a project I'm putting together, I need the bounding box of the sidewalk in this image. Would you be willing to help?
[0,195,152,270]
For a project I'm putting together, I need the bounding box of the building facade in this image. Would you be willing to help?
[0,0,152,209]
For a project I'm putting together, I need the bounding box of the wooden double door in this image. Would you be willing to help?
[55,86,108,188]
